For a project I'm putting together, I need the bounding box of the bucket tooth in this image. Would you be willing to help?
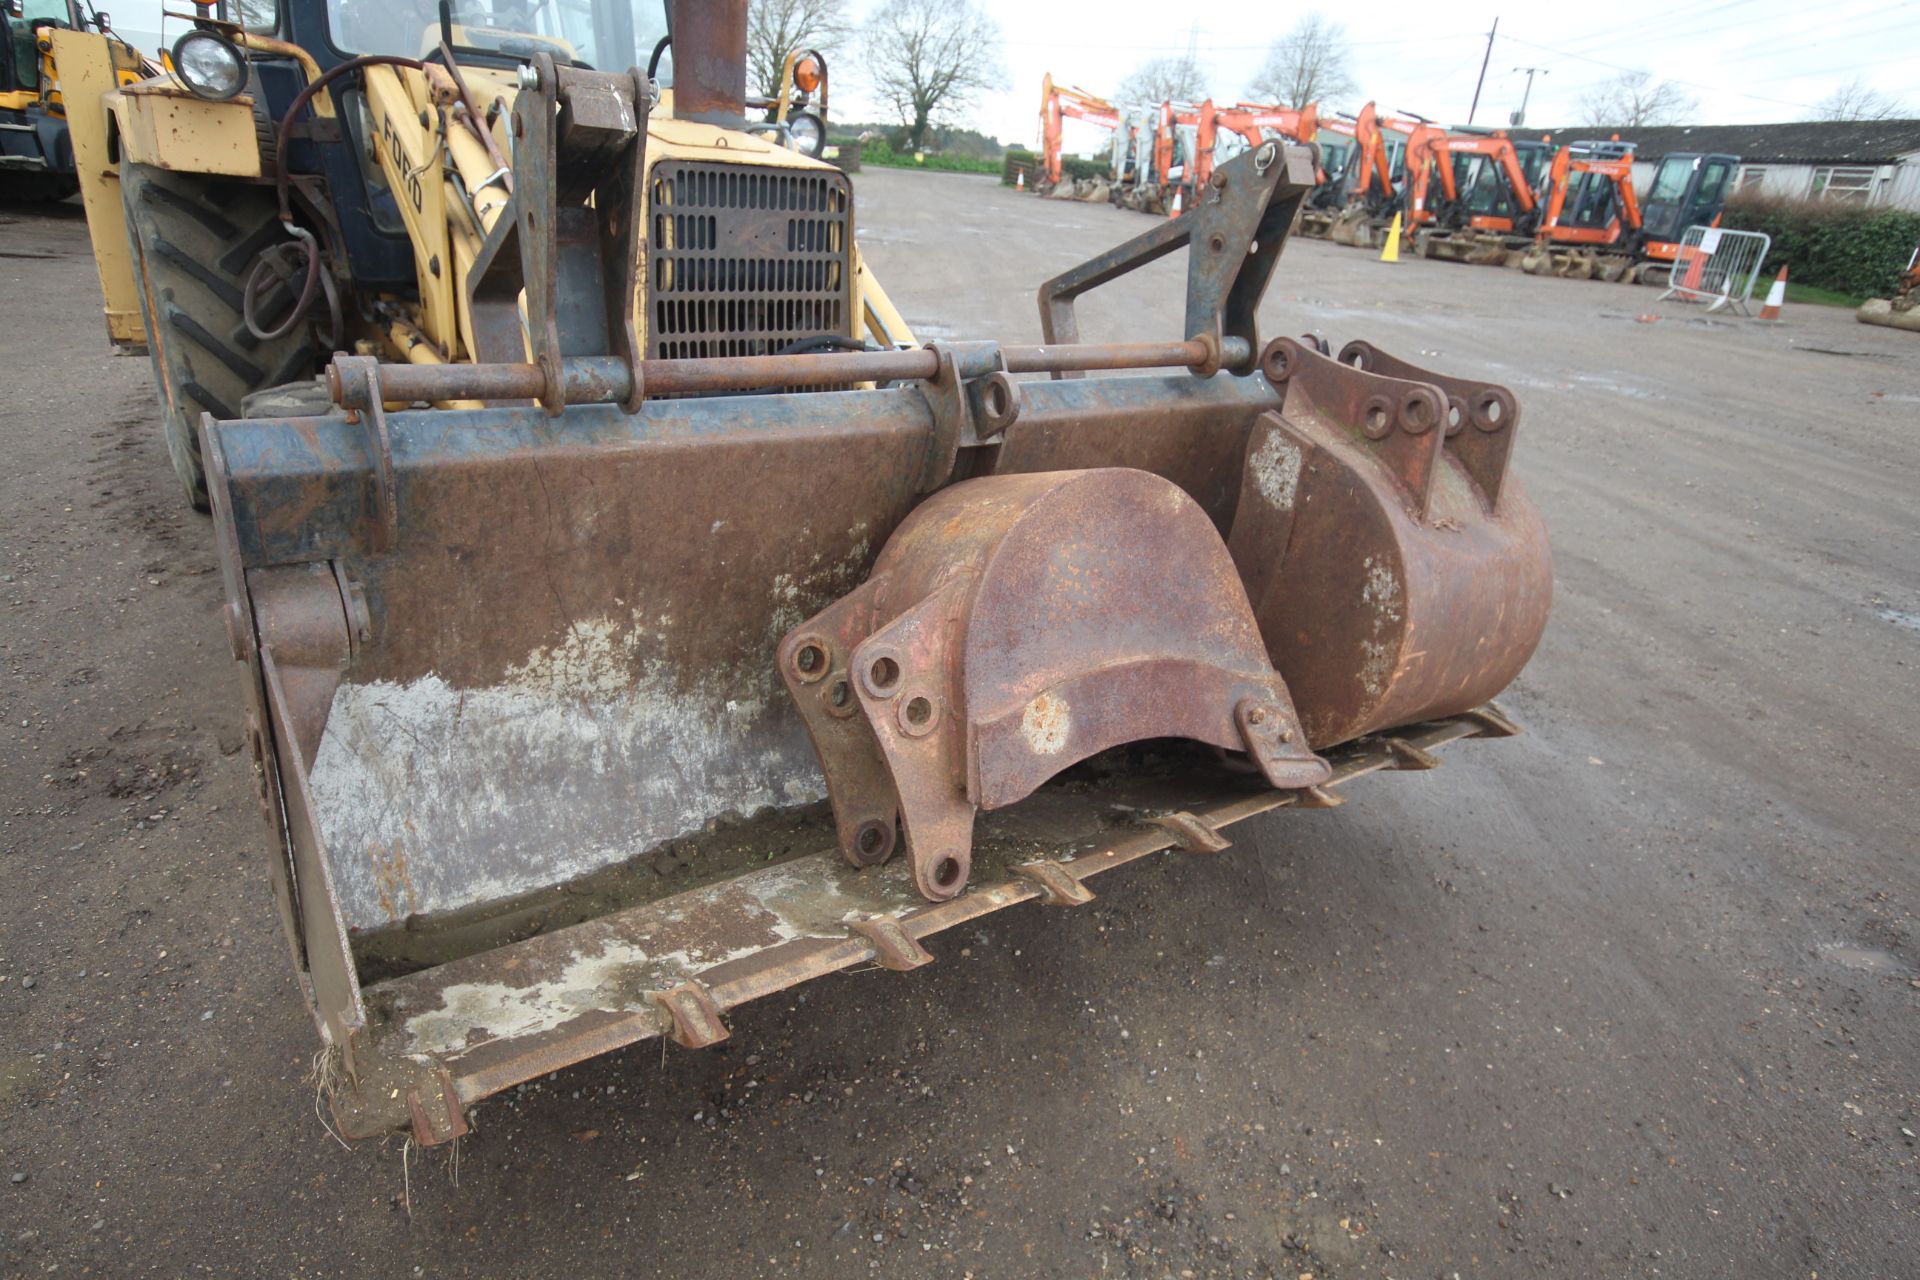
[404,1070,471,1147]
[1298,784,1347,809]
[1385,737,1442,770]
[1148,810,1233,854]
[1462,702,1523,738]
[781,468,1327,902]
[646,980,729,1049]
[1014,860,1096,906]
[848,916,935,971]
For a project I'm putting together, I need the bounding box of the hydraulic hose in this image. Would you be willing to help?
[244,54,427,344]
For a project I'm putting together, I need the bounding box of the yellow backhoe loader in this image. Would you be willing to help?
[1,0,151,203]
[61,0,1552,1145]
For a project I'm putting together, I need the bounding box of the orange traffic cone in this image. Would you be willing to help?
[1017,169,1025,191]
[1758,265,1788,321]
[1168,187,1183,218]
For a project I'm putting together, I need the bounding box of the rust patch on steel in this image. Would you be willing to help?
[778,468,1329,901]
[335,711,1512,1142]
[1230,339,1553,747]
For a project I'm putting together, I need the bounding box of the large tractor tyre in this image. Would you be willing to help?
[120,164,318,510]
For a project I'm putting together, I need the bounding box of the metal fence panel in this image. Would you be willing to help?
[1659,225,1773,315]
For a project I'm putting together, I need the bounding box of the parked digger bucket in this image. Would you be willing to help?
[1327,204,1378,248]
[207,141,1550,1144]
[1411,227,1521,267]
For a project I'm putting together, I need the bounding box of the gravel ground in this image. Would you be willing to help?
[1,170,1916,1278]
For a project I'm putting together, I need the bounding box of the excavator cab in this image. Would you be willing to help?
[1449,150,1524,229]
[1452,138,1552,231]
[1637,152,1738,252]
[1315,136,1351,190]
[1555,139,1636,239]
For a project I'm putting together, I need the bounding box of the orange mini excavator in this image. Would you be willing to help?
[1518,141,1737,283]
[1110,97,1205,215]
[1037,73,1121,198]
[1179,99,1323,209]
[1408,130,1552,265]
[1299,101,1403,244]
[1516,139,1643,277]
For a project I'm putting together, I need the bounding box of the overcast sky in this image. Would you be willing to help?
[104,0,1917,149]
[874,0,1920,150]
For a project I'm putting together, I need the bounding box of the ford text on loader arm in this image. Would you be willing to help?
[85,0,1554,1144]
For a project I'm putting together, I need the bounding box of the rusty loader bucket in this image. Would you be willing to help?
[206,133,1551,1143]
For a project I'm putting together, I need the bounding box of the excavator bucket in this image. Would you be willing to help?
[1327,205,1378,248]
[207,141,1550,1144]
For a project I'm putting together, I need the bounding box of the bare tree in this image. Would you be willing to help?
[864,0,1004,151]
[1815,77,1908,122]
[1118,54,1207,107]
[746,0,848,101]
[230,0,275,29]
[1248,15,1355,109]
[1576,71,1698,127]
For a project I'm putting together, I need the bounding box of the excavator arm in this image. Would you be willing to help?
[1486,137,1539,214]
[1403,124,1457,224]
[1350,102,1396,202]
[1039,73,1120,187]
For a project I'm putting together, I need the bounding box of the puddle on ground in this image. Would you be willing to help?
[1876,607,1920,634]
[1818,942,1909,974]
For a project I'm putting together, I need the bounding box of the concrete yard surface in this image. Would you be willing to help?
[1,170,1916,1277]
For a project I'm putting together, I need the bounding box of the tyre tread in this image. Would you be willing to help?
[122,164,319,510]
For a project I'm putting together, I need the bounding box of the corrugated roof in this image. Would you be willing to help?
[1512,119,1920,165]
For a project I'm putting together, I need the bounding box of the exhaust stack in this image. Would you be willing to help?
[668,0,747,127]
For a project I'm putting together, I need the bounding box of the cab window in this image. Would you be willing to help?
[329,0,666,69]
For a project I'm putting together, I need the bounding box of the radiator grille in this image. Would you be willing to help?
[648,161,853,360]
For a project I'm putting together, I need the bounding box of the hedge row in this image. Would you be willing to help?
[1719,196,1920,300]
[1000,148,1109,186]
[859,137,1000,175]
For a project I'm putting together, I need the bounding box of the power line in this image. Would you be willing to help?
[1545,0,1758,58]
[994,32,1486,53]
[1499,32,1822,111]
[1709,13,1920,66]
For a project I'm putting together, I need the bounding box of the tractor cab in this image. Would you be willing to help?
[1637,151,1738,249]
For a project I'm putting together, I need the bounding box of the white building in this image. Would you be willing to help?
[1522,120,1920,211]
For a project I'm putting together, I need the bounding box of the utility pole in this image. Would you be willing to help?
[1467,16,1498,124]
[1510,65,1547,127]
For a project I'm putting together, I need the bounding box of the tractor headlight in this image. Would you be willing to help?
[172,30,247,102]
[787,110,825,158]
[792,54,822,95]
